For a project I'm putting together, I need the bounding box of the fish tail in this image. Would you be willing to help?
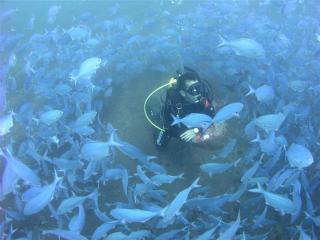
[191,177,201,188]
[170,114,179,126]
[108,132,123,147]
[250,132,261,143]
[249,182,265,194]
[69,73,78,85]
[53,168,62,184]
[245,84,255,96]
[216,33,228,48]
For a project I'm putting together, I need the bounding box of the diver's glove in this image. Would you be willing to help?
[180,128,199,142]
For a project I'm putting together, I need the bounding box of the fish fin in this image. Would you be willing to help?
[234,158,242,167]
[245,84,255,96]
[159,206,167,217]
[178,173,184,179]
[216,34,228,48]
[89,190,98,200]
[249,182,264,194]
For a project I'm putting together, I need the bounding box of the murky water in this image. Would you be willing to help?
[1,0,319,239]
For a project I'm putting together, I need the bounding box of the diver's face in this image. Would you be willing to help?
[179,79,202,103]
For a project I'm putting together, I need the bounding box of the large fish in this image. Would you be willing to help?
[218,211,241,240]
[74,111,97,127]
[67,25,91,41]
[249,183,296,215]
[251,131,278,155]
[68,204,85,233]
[1,161,17,195]
[43,229,88,240]
[92,221,119,240]
[70,57,101,84]
[23,171,61,215]
[1,147,40,186]
[57,191,96,215]
[34,110,63,126]
[81,133,122,161]
[0,8,18,22]
[212,102,244,124]
[246,84,275,103]
[162,177,200,224]
[110,208,161,223]
[170,113,213,129]
[255,113,285,132]
[216,34,265,58]
[150,173,184,186]
[286,143,313,169]
[200,158,241,177]
[81,141,109,161]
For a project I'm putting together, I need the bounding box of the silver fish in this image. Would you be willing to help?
[162,177,200,223]
[255,113,285,133]
[216,34,265,58]
[23,172,61,215]
[286,143,313,169]
[212,102,244,124]
[110,208,161,223]
[249,183,295,215]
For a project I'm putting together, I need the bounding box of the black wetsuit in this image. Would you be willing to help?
[154,85,215,150]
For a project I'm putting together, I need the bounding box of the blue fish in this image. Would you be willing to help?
[23,171,61,215]
[2,147,40,186]
[170,113,213,129]
[251,131,278,155]
[286,143,313,169]
[246,84,275,103]
[0,8,18,22]
[162,178,200,224]
[35,109,63,125]
[43,229,87,240]
[150,173,184,186]
[68,204,85,233]
[74,110,97,127]
[212,102,244,124]
[57,191,96,215]
[1,161,17,195]
[255,113,285,133]
[110,208,161,223]
[216,34,265,58]
[92,221,119,240]
[249,183,296,215]
[200,158,241,177]
[218,211,241,240]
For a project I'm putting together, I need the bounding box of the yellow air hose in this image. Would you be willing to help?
[143,78,177,131]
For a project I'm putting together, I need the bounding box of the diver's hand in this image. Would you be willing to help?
[180,128,199,142]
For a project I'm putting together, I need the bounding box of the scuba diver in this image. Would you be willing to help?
[147,66,215,150]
